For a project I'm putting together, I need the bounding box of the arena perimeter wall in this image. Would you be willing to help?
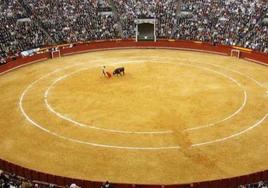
[0,39,268,188]
[0,39,268,74]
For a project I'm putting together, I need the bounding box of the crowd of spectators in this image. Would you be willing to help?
[243,22,268,53]
[239,180,268,188]
[23,0,120,43]
[0,169,60,188]
[3,166,268,188]
[0,0,49,60]
[0,169,114,188]
[0,0,268,61]
[112,0,178,38]
[174,0,267,47]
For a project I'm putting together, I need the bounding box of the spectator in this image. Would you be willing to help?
[101,181,112,188]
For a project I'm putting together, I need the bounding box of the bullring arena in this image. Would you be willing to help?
[0,41,268,187]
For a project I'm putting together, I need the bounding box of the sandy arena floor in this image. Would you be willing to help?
[0,49,267,184]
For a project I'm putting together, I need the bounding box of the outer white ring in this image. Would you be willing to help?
[18,57,268,150]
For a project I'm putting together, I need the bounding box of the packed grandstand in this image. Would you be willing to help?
[1,0,268,188]
[0,0,268,63]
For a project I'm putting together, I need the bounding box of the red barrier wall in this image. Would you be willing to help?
[58,40,268,66]
[0,40,267,75]
[0,52,50,74]
[0,40,267,188]
[59,40,231,57]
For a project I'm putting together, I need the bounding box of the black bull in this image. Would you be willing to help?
[113,67,125,76]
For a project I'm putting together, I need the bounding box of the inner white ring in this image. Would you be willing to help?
[44,61,247,134]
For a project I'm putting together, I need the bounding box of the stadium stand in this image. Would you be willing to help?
[243,22,268,53]
[0,169,61,188]
[0,0,49,59]
[239,180,268,188]
[22,0,120,43]
[112,0,179,38]
[174,0,268,48]
[0,0,268,61]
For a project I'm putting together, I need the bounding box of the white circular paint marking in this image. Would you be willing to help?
[19,66,179,150]
[20,79,268,150]
[18,56,268,150]
[159,61,249,131]
[192,113,268,147]
[185,89,247,131]
[47,60,172,134]
[44,67,170,134]
[201,61,265,88]
[159,57,265,89]
[44,61,247,134]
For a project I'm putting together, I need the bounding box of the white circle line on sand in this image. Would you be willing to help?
[46,60,172,134]
[20,76,268,150]
[21,87,180,150]
[19,70,179,150]
[161,61,248,131]
[18,62,179,149]
[44,67,170,134]
[18,57,268,150]
[202,62,265,88]
[159,57,265,89]
[191,113,268,147]
[185,89,247,131]
[185,90,247,132]
[44,60,247,133]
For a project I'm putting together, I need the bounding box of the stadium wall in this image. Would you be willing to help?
[1,40,267,75]
[0,39,268,188]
